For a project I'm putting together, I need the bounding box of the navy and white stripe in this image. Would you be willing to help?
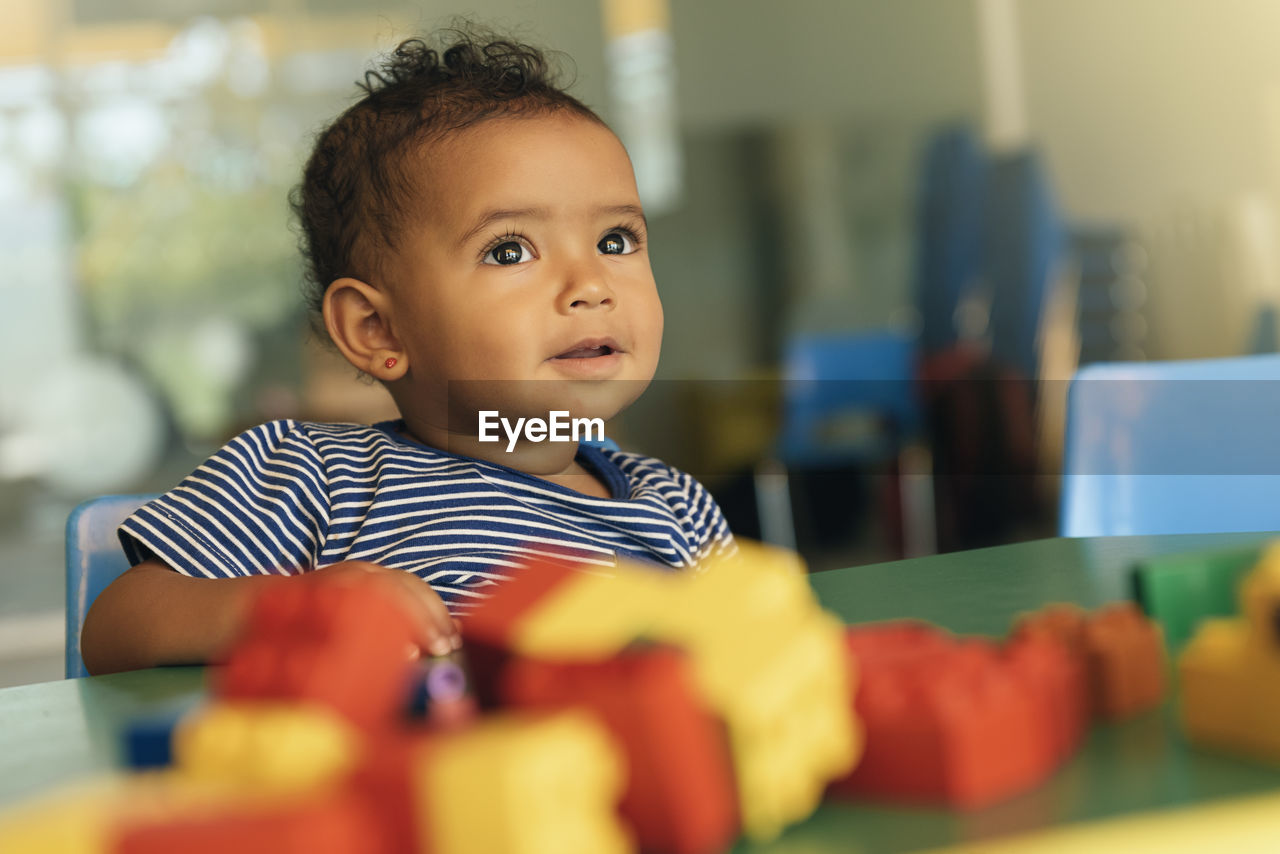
[119,419,735,615]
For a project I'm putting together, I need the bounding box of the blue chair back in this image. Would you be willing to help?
[915,126,986,355]
[985,149,1065,384]
[65,493,158,678]
[1060,355,1280,536]
[777,329,920,468]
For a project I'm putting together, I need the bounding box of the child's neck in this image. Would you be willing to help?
[397,418,614,499]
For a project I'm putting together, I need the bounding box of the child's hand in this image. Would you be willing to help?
[306,561,462,657]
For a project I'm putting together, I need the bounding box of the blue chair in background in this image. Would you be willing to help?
[985,149,1066,385]
[755,328,934,555]
[914,125,986,356]
[65,493,157,678]
[1060,355,1280,537]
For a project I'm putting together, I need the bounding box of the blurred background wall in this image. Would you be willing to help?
[4,0,1280,685]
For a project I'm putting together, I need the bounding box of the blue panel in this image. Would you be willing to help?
[1060,356,1280,536]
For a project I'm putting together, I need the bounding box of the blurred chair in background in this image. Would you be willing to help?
[754,328,935,557]
[914,125,986,357]
[985,148,1066,385]
[65,493,157,678]
[1060,354,1280,537]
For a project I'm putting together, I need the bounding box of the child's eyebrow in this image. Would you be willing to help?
[455,204,648,248]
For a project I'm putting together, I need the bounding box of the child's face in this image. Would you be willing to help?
[385,113,663,434]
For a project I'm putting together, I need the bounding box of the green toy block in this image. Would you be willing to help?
[1132,545,1264,653]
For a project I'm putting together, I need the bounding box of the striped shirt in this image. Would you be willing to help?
[119,419,735,615]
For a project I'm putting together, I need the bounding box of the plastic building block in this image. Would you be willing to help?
[653,544,859,841]
[113,789,381,854]
[832,622,1065,809]
[215,579,419,730]
[172,701,357,793]
[1014,603,1165,721]
[1084,603,1166,720]
[1180,544,1280,762]
[461,551,674,660]
[499,646,739,854]
[417,710,634,854]
[463,541,859,843]
[1003,632,1089,763]
[0,775,271,854]
[1132,545,1260,653]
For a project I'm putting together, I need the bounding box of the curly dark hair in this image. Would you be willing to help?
[290,28,604,336]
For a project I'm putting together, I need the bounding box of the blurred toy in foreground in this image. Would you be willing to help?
[1180,542,1280,763]
[462,542,861,848]
[0,541,859,854]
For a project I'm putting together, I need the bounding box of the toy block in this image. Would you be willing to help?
[1014,603,1165,722]
[1132,545,1260,652]
[653,542,815,654]
[1002,632,1089,763]
[0,774,274,854]
[462,552,674,660]
[498,647,739,854]
[172,701,357,794]
[1240,542,1280,648]
[832,622,1058,809]
[112,789,382,854]
[347,731,438,854]
[1180,548,1280,763]
[417,710,634,854]
[720,611,859,840]
[1083,603,1165,721]
[215,579,419,730]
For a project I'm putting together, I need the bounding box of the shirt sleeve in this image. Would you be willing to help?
[118,420,331,578]
[680,471,738,568]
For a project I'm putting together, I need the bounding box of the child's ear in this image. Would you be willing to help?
[323,278,408,380]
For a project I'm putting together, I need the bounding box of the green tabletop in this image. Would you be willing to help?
[4,533,1280,853]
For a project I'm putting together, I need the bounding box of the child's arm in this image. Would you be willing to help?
[80,559,462,676]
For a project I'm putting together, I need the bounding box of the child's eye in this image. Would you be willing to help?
[598,231,637,256]
[483,240,530,266]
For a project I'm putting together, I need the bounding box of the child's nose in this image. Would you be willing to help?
[558,267,616,312]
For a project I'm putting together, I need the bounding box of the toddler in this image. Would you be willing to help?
[81,29,735,675]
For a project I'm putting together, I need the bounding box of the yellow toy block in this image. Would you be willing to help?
[1241,542,1280,648]
[513,567,677,659]
[657,541,815,648]
[0,773,269,853]
[702,612,859,841]
[653,543,860,841]
[1179,546,1280,763]
[419,710,634,854]
[173,701,358,793]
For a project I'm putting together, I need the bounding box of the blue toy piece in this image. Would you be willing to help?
[65,493,159,678]
[1060,355,1280,536]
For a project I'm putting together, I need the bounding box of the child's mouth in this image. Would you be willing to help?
[555,345,615,359]
[552,338,620,359]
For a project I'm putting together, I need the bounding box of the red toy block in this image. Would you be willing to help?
[459,552,588,649]
[348,730,439,854]
[1002,632,1089,763]
[215,579,419,731]
[112,790,383,854]
[1014,603,1165,722]
[499,646,740,854]
[832,623,1059,809]
[1083,603,1165,720]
